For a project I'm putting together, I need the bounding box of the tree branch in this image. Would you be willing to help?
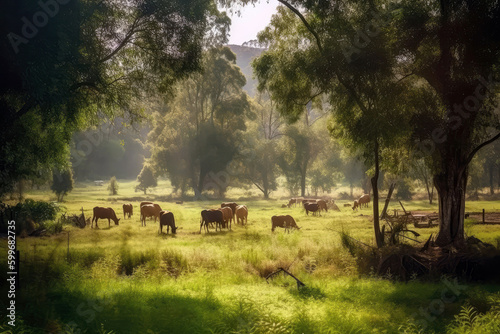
[465,131,500,166]
[100,17,143,63]
[277,0,323,53]
[13,97,37,121]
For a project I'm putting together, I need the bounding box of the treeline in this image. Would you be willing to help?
[4,45,499,202]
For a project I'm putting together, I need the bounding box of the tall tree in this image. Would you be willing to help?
[149,47,251,197]
[251,0,500,248]
[51,168,74,202]
[241,95,282,199]
[0,0,229,196]
[253,4,411,247]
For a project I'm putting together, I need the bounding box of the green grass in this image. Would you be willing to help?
[1,180,500,333]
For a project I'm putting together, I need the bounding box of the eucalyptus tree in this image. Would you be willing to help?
[240,94,282,199]
[253,4,411,247]
[251,0,500,248]
[149,47,251,197]
[0,0,229,196]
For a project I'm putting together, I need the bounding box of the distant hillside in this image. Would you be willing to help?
[227,44,266,97]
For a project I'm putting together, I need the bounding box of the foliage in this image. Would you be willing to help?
[108,176,119,195]
[51,168,74,202]
[149,47,251,197]
[253,0,500,247]
[0,0,229,197]
[136,165,157,194]
[0,199,59,235]
[396,179,413,201]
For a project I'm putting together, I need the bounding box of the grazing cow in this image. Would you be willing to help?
[221,202,238,218]
[218,206,233,230]
[304,202,320,216]
[287,198,298,208]
[358,194,370,208]
[141,204,162,226]
[235,205,248,225]
[159,210,177,234]
[200,209,224,233]
[271,215,300,232]
[92,207,120,228]
[352,194,370,210]
[123,204,133,219]
[317,200,328,212]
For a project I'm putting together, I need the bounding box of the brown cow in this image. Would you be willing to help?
[159,210,177,234]
[271,215,300,232]
[92,207,120,228]
[141,204,162,226]
[358,194,370,208]
[221,202,238,218]
[317,200,328,212]
[123,204,133,219]
[304,202,320,216]
[352,194,370,210]
[200,209,224,233]
[235,205,248,225]
[218,206,233,230]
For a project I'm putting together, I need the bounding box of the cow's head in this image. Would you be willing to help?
[114,218,120,225]
[171,225,178,234]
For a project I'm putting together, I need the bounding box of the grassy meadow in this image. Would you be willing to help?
[1,180,500,333]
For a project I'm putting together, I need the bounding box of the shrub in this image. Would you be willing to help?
[136,165,157,194]
[337,191,351,200]
[396,179,413,200]
[51,168,74,201]
[108,176,119,195]
[1,199,59,234]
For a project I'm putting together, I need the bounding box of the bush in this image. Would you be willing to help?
[51,168,74,201]
[108,176,119,195]
[338,191,351,200]
[396,179,413,200]
[0,199,59,235]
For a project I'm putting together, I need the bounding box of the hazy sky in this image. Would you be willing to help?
[226,0,280,45]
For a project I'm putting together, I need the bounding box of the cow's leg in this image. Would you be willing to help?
[108,219,111,227]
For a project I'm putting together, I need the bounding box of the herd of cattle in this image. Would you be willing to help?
[90,194,371,235]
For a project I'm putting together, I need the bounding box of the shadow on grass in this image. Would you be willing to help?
[19,287,223,334]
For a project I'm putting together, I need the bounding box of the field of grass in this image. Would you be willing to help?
[1,180,500,333]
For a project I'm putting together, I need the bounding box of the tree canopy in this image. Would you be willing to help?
[252,0,500,247]
[0,0,229,196]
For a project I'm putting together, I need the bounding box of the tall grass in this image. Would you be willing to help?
[1,182,500,333]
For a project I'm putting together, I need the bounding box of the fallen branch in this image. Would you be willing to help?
[266,267,306,289]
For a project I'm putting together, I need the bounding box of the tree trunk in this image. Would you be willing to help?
[300,172,306,197]
[498,165,500,190]
[434,165,468,247]
[380,182,395,219]
[143,189,146,195]
[371,142,384,248]
[489,164,495,195]
[350,183,353,197]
